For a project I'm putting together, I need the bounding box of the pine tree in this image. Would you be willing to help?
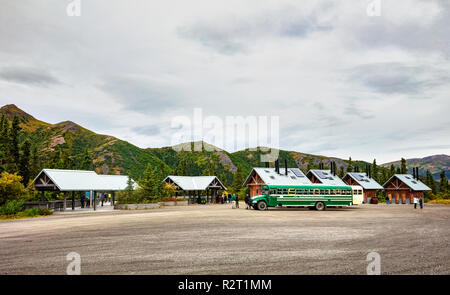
[439,171,448,193]
[347,157,353,172]
[426,170,436,194]
[400,158,407,174]
[372,159,378,182]
[140,163,154,194]
[152,165,164,197]
[338,166,345,178]
[19,139,31,185]
[390,164,395,176]
[232,165,244,194]
[9,116,21,172]
[30,144,40,178]
[0,114,8,171]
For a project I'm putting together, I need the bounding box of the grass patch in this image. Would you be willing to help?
[427,199,450,205]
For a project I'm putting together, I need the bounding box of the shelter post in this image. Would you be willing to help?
[93,191,97,211]
[71,191,75,210]
[63,192,67,212]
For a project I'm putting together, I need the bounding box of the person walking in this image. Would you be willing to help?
[245,195,251,209]
[235,195,239,209]
[419,195,423,209]
[101,193,106,207]
[80,193,85,208]
[413,195,418,209]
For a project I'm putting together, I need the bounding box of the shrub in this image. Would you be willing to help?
[38,208,53,216]
[24,207,40,217]
[0,172,30,205]
[0,199,25,216]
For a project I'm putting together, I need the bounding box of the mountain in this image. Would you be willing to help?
[0,104,167,179]
[382,155,450,180]
[5,104,447,186]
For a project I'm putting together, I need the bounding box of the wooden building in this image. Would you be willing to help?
[343,172,383,203]
[383,174,431,204]
[243,167,312,197]
[163,175,226,204]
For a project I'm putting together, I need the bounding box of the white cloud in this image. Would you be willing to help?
[0,0,449,163]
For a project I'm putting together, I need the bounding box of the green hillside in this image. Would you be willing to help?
[4,104,443,188]
[382,155,450,180]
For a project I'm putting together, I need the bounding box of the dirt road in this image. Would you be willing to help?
[0,204,449,274]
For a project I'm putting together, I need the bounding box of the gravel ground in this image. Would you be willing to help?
[0,204,449,275]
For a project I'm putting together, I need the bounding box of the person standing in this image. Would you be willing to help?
[245,195,251,209]
[413,195,418,209]
[235,195,239,209]
[80,193,85,208]
[419,195,423,209]
[386,195,390,205]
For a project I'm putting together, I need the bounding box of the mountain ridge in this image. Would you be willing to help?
[1,104,448,183]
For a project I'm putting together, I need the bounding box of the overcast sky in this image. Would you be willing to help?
[0,0,449,163]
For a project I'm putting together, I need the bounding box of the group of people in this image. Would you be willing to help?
[386,195,423,209]
[80,192,110,208]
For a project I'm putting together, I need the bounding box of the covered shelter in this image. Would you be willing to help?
[383,174,431,204]
[163,176,227,204]
[243,167,312,197]
[306,169,347,186]
[343,172,383,203]
[33,169,137,211]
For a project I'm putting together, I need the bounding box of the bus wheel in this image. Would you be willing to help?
[257,201,267,211]
[315,202,326,211]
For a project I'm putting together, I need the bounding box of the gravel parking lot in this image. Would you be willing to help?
[0,204,449,274]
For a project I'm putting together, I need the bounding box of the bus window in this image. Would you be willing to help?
[320,189,324,195]
[336,189,341,195]
[288,188,296,195]
[282,188,288,195]
[277,189,283,195]
[309,189,314,195]
[314,189,319,195]
[295,189,302,194]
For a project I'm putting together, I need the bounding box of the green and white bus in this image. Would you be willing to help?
[251,184,353,211]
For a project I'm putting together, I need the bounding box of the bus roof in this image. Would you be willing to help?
[263,184,352,190]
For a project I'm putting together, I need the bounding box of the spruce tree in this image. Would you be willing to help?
[19,139,31,185]
[9,116,21,172]
[439,171,448,193]
[372,159,378,182]
[347,157,353,172]
[390,164,395,176]
[400,158,407,174]
[0,114,8,171]
[338,166,345,178]
[30,144,40,178]
[426,170,436,194]
[140,163,154,194]
[232,165,244,194]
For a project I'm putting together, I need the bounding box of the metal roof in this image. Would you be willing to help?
[243,167,312,186]
[33,169,137,191]
[383,174,431,191]
[307,170,347,186]
[345,172,383,190]
[163,176,227,191]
